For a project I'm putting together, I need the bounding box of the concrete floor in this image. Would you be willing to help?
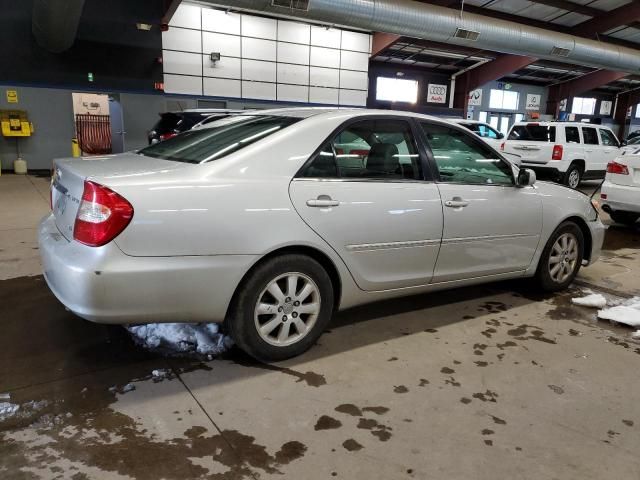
[1,174,640,480]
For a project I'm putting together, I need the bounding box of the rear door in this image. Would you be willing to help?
[599,128,621,170]
[581,126,604,173]
[419,121,542,282]
[289,117,444,291]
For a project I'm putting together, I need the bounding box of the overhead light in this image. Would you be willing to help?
[210,52,221,63]
[454,28,480,41]
[136,23,153,31]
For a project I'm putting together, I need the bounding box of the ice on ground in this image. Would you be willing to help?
[0,402,20,419]
[126,322,232,357]
[0,393,10,400]
[572,293,607,308]
[597,297,640,327]
[632,331,640,339]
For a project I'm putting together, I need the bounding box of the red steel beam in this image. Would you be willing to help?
[545,70,629,116]
[571,2,640,37]
[162,0,182,25]
[371,32,402,58]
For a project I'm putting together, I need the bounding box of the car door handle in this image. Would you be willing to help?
[444,197,469,208]
[585,149,594,152]
[307,195,340,208]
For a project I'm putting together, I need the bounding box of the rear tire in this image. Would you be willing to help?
[535,222,584,292]
[226,254,334,362]
[563,164,582,189]
[609,211,639,225]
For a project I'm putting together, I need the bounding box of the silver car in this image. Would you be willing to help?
[40,108,606,361]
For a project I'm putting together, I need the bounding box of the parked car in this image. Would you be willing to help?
[450,119,504,150]
[621,135,640,153]
[502,122,621,189]
[41,108,605,361]
[601,150,640,225]
[147,109,244,144]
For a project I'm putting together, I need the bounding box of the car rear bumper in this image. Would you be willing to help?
[38,214,257,324]
[601,180,640,214]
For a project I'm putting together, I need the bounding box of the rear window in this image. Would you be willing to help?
[139,115,301,164]
[508,125,556,142]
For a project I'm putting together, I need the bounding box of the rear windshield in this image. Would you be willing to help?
[139,115,301,164]
[508,125,556,142]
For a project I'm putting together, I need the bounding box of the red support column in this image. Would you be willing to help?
[613,91,640,140]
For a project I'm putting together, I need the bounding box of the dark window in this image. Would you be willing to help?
[421,123,513,186]
[460,123,499,139]
[508,125,556,142]
[599,129,618,147]
[301,119,422,180]
[565,127,581,144]
[582,127,599,145]
[139,115,300,163]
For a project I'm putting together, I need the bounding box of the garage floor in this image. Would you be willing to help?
[2,174,640,479]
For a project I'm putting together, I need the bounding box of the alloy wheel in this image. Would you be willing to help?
[568,169,580,189]
[254,272,321,347]
[548,233,579,283]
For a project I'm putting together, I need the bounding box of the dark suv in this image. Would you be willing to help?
[148,109,244,144]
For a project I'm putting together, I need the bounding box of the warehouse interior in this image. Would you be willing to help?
[2,0,640,479]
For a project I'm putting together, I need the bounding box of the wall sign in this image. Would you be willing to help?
[600,100,612,116]
[525,94,541,110]
[6,90,18,103]
[427,84,447,104]
[468,89,483,106]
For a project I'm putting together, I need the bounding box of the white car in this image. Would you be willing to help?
[40,108,605,361]
[601,149,640,225]
[621,135,640,154]
[503,122,621,189]
[450,119,504,150]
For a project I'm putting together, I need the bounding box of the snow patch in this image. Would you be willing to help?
[572,293,607,309]
[126,323,232,357]
[0,402,20,419]
[597,297,640,327]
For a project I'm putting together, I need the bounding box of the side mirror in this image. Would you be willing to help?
[497,132,505,139]
[517,168,536,187]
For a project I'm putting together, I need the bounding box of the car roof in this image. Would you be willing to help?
[512,121,611,128]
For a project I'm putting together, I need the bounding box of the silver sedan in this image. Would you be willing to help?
[40,108,606,361]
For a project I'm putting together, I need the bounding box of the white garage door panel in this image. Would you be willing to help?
[162,28,201,53]
[243,81,276,100]
[242,37,277,61]
[311,26,341,49]
[278,63,309,85]
[310,47,341,69]
[242,15,277,40]
[341,31,371,53]
[340,89,368,106]
[202,55,240,79]
[164,74,202,95]
[277,42,310,65]
[163,50,202,76]
[340,50,369,72]
[278,84,309,102]
[169,4,201,30]
[340,70,368,91]
[310,87,339,105]
[310,67,340,88]
[242,59,277,82]
[204,77,241,97]
[202,32,240,58]
[277,20,310,44]
[201,9,241,35]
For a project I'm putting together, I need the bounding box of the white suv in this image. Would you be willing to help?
[502,122,621,189]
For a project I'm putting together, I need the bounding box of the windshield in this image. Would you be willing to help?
[139,115,301,163]
[508,125,556,142]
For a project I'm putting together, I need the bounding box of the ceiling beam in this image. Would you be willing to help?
[371,32,402,58]
[526,0,600,17]
[546,70,628,115]
[162,0,182,25]
[571,2,640,37]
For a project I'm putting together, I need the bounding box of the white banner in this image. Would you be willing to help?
[427,84,447,104]
[525,94,541,110]
[600,100,612,116]
[468,89,483,106]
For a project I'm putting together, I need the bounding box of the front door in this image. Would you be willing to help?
[419,121,543,282]
[599,128,621,171]
[289,117,443,291]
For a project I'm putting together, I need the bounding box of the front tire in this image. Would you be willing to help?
[535,222,584,292]
[609,211,639,225]
[563,164,582,189]
[226,254,334,362]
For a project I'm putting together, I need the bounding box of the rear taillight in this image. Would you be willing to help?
[159,132,177,141]
[500,142,505,151]
[601,193,608,200]
[552,145,563,161]
[74,181,133,247]
[607,161,629,175]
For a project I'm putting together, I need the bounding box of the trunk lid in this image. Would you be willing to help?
[608,152,640,187]
[503,142,552,164]
[51,153,187,240]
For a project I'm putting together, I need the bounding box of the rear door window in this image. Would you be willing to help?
[565,127,581,144]
[582,127,599,145]
[508,125,556,142]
